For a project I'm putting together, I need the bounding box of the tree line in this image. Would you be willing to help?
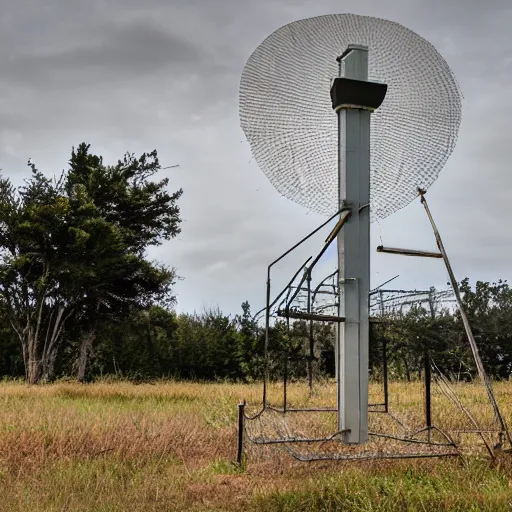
[1,282,512,382]
[0,144,510,383]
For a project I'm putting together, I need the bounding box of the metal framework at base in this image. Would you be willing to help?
[236,191,511,465]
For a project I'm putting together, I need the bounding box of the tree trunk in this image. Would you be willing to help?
[403,356,411,382]
[77,330,96,383]
[26,334,42,384]
[41,347,58,383]
[13,302,71,384]
[24,317,66,383]
[20,338,28,381]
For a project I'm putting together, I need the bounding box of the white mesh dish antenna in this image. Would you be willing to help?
[239,14,462,219]
[238,15,510,455]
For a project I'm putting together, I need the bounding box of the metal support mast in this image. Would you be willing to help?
[332,45,387,443]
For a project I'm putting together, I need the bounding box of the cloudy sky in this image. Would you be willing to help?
[0,0,511,315]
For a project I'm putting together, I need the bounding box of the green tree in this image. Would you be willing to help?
[459,279,512,379]
[234,301,261,380]
[0,144,181,383]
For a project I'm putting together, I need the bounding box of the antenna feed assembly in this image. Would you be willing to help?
[332,46,387,114]
[330,78,387,113]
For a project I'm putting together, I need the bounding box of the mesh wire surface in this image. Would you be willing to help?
[240,14,462,219]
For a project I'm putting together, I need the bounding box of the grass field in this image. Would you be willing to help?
[1,380,512,511]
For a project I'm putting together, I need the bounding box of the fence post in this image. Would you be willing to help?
[382,336,389,413]
[237,400,246,465]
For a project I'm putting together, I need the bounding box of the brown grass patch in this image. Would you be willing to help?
[0,380,511,511]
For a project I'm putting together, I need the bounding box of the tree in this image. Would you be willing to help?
[0,144,182,383]
[460,279,512,379]
[67,144,182,380]
[173,308,243,380]
[234,301,261,380]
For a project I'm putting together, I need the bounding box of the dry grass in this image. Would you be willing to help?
[0,379,511,511]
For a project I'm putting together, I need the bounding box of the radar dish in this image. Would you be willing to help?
[239,14,462,219]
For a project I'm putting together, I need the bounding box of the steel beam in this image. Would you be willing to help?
[336,45,371,443]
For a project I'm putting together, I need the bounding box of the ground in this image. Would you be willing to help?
[0,380,512,511]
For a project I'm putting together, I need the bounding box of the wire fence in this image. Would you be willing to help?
[240,283,509,463]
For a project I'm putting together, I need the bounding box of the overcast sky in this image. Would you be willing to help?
[0,0,511,315]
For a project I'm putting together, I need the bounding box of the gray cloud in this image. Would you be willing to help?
[0,0,510,314]
[4,21,203,86]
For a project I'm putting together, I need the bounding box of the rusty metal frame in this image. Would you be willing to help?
[377,246,442,258]
[237,193,510,465]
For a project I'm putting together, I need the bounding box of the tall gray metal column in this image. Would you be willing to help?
[336,45,371,444]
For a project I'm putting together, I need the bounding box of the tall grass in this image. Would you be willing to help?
[0,380,511,511]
